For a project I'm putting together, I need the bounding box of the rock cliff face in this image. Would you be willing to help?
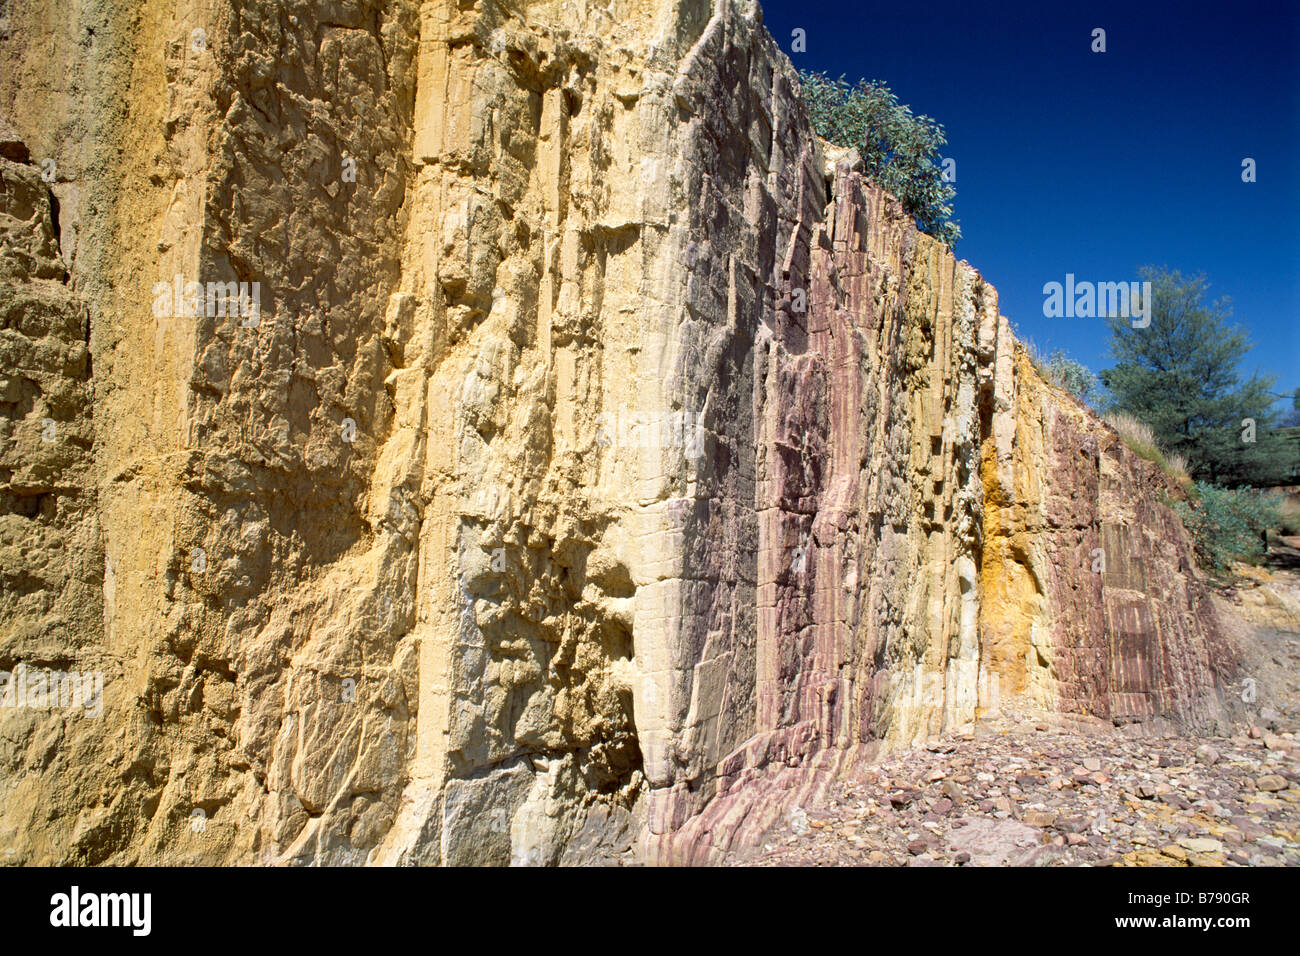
[0,0,1238,865]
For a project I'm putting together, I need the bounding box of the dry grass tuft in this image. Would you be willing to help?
[1103,412,1191,486]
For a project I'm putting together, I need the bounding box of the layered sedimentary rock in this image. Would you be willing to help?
[980,345,1237,736]
[0,0,1238,866]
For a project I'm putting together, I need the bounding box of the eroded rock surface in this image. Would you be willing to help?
[0,0,1245,865]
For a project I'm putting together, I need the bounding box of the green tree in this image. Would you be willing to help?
[1100,267,1297,486]
[1281,387,1300,428]
[799,71,960,245]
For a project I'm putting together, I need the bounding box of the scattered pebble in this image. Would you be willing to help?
[730,700,1299,867]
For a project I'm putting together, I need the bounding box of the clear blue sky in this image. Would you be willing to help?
[759,0,1299,410]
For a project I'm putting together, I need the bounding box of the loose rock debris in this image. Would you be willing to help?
[729,707,1299,867]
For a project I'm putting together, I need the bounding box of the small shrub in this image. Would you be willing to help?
[1173,483,1283,572]
[1019,342,1100,406]
[1043,349,1100,405]
[799,71,960,245]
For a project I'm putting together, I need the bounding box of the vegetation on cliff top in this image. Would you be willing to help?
[1101,268,1296,568]
[798,71,960,246]
[1025,343,1102,407]
[796,75,1296,574]
[1102,267,1296,488]
[1021,265,1298,576]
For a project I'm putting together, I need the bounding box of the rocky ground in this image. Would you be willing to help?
[727,704,1299,867]
[728,552,1300,868]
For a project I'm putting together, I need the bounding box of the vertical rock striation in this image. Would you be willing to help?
[979,344,1236,736]
[0,0,1237,865]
